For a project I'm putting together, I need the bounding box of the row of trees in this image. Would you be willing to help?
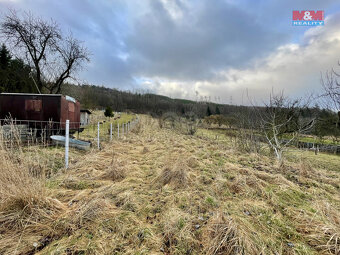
[61,83,227,117]
[0,44,36,93]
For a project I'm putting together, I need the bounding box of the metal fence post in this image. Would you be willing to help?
[110,123,112,141]
[97,122,100,149]
[65,120,69,169]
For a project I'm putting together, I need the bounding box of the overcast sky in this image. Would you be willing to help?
[1,0,340,104]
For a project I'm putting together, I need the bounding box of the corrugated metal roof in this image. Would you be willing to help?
[80,109,92,114]
[1,93,62,96]
[65,95,76,103]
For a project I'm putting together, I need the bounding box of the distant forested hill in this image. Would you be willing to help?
[61,83,246,117]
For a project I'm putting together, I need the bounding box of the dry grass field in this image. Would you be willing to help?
[0,115,339,254]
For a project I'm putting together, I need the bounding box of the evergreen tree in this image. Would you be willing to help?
[0,44,35,93]
[206,106,212,116]
[0,44,11,69]
[104,106,114,117]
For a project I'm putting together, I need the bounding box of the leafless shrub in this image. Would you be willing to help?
[253,91,315,161]
[229,109,263,154]
[182,111,199,135]
[158,117,164,128]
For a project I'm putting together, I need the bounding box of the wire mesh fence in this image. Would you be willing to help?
[0,114,140,169]
[0,118,78,148]
[0,114,140,150]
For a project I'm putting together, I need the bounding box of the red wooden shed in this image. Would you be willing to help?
[0,93,80,131]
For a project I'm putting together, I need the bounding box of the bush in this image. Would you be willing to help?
[104,106,114,117]
[183,111,198,135]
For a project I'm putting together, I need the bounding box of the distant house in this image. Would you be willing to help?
[80,109,92,126]
[0,93,81,131]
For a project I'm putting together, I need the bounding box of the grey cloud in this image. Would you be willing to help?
[126,0,287,81]
[148,12,340,104]
[1,0,340,97]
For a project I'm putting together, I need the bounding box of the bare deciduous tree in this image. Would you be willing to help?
[255,92,315,161]
[321,63,340,128]
[1,10,89,94]
[45,35,90,93]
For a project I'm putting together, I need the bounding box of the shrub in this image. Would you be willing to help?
[104,106,114,117]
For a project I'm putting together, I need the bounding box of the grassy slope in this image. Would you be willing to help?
[0,115,339,254]
[80,111,136,141]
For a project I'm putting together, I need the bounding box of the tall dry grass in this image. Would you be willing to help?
[203,212,258,255]
[0,115,339,254]
[0,136,66,254]
[155,159,189,189]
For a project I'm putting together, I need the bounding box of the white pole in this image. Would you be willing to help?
[110,123,112,141]
[117,122,120,138]
[122,123,124,136]
[97,122,100,149]
[65,120,69,169]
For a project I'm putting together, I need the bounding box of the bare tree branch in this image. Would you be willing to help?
[321,63,340,133]
[253,91,315,161]
[0,10,90,94]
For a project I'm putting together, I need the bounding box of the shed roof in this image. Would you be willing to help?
[1,93,62,97]
[80,109,92,114]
